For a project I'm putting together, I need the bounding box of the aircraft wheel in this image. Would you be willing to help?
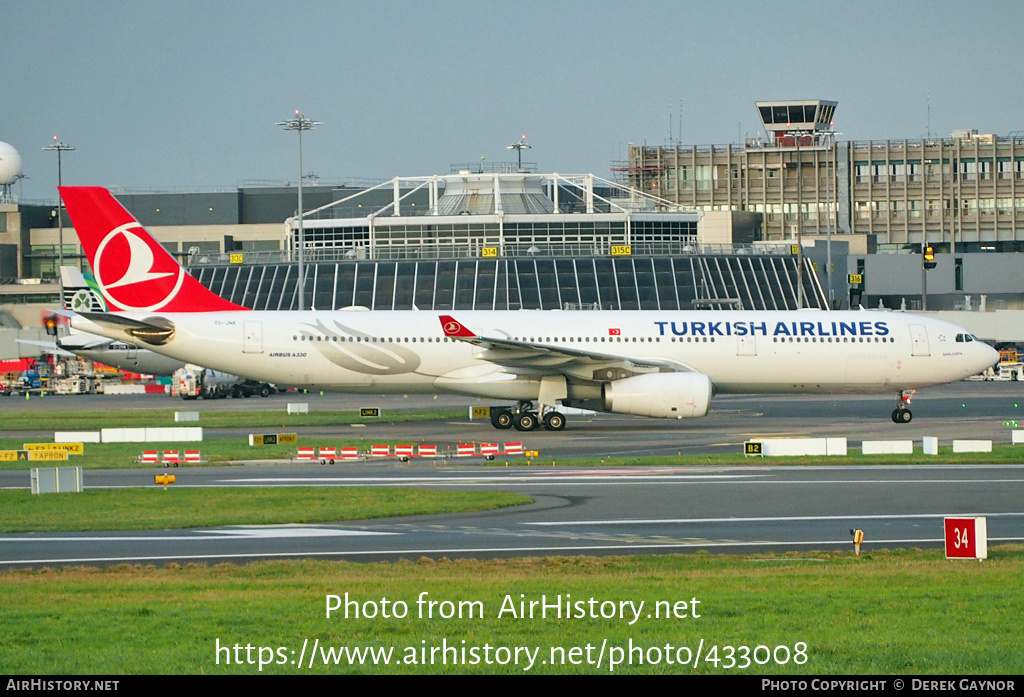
[491,409,514,429]
[892,408,912,423]
[514,411,538,431]
[260,384,272,397]
[543,411,566,431]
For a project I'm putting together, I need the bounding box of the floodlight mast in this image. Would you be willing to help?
[43,137,75,269]
[507,135,531,172]
[277,111,320,311]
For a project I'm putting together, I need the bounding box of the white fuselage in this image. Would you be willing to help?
[72,309,998,402]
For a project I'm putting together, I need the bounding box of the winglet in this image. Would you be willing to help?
[439,315,476,338]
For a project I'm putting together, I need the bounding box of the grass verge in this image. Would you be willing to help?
[5,438,1024,471]
[0,548,1021,674]
[0,407,465,431]
[0,488,533,532]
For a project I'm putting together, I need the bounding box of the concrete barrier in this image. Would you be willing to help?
[55,431,100,443]
[101,427,203,443]
[1012,430,1024,444]
[174,411,200,422]
[861,440,914,455]
[952,440,992,453]
[923,436,939,455]
[757,437,847,457]
[287,403,309,414]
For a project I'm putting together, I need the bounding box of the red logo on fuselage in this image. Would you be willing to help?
[93,224,185,311]
[444,321,462,335]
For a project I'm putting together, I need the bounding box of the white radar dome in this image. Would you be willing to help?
[0,142,23,185]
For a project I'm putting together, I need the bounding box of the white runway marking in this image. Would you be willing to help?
[526,512,1024,526]
[0,526,395,543]
[219,474,763,485]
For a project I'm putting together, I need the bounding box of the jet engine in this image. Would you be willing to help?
[602,372,713,419]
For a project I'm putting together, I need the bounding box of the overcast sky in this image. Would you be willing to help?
[5,0,1024,201]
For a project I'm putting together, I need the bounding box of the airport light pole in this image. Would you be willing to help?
[825,131,843,310]
[278,111,319,311]
[43,137,74,270]
[787,130,805,309]
[507,135,531,172]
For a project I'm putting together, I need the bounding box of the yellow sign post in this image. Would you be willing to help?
[24,443,84,456]
[1,450,69,462]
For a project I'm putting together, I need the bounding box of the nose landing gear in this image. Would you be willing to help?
[891,390,914,423]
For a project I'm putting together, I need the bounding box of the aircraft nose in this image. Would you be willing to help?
[979,342,999,371]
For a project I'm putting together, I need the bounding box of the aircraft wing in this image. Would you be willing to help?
[438,314,690,380]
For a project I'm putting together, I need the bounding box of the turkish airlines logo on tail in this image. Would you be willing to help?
[94,223,185,311]
[444,320,463,335]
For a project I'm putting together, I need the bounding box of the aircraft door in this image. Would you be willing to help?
[737,335,756,356]
[910,324,930,356]
[126,345,137,360]
[243,321,263,354]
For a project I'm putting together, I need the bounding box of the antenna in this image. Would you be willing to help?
[927,89,932,140]
[668,97,673,144]
[678,99,683,145]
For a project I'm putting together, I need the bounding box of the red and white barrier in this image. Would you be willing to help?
[456,444,476,457]
[481,443,500,457]
[341,447,359,460]
[140,450,158,464]
[370,444,390,457]
[297,446,316,460]
[162,450,180,466]
[418,445,437,458]
[395,444,415,459]
[184,450,201,464]
[504,442,523,455]
[319,447,337,462]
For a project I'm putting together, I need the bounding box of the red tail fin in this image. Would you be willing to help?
[439,315,477,338]
[59,187,248,312]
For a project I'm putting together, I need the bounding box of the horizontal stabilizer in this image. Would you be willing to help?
[15,339,76,358]
[75,311,176,346]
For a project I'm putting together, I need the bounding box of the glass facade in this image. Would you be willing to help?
[193,254,824,312]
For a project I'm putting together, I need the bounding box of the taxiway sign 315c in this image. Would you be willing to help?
[60,186,997,431]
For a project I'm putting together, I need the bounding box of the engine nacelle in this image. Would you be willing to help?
[602,372,712,419]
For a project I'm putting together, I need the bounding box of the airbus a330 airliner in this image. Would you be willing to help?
[59,186,997,431]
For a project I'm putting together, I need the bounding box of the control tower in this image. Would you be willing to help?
[755,99,837,146]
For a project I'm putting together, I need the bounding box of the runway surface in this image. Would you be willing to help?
[2,382,1023,567]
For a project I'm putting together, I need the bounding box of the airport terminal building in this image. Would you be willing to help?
[2,166,823,332]
[4,98,1024,348]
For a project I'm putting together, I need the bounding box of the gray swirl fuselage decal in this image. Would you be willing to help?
[301,319,422,375]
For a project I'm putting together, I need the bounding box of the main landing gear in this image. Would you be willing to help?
[490,402,566,431]
[891,390,914,423]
